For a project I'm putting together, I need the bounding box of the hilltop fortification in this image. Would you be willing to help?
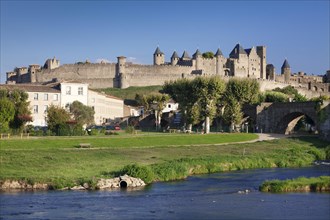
[6,44,330,98]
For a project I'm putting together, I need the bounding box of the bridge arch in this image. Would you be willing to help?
[275,112,316,134]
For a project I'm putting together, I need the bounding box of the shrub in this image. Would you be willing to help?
[120,164,154,184]
[325,146,330,160]
[125,126,136,134]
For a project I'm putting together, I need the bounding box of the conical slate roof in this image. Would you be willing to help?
[154,46,164,55]
[192,49,202,58]
[171,51,179,59]
[281,59,290,69]
[215,48,223,56]
[181,51,191,59]
[229,44,247,57]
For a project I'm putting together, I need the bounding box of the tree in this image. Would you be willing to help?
[263,91,289,102]
[135,93,169,130]
[164,76,225,133]
[273,86,307,102]
[222,79,260,131]
[68,101,95,126]
[0,89,31,133]
[222,98,243,132]
[202,52,214,59]
[191,77,226,133]
[163,78,199,130]
[0,98,15,132]
[46,105,71,134]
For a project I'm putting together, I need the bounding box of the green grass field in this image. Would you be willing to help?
[0,133,329,188]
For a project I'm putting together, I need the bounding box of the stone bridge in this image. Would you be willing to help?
[243,101,330,141]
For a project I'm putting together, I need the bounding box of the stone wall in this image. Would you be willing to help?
[35,63,116,84]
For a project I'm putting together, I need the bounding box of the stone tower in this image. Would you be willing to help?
[229,44,249,77]
[15,67,28,83]
[266,64,275,80]
[171,51,179,66]
[28,64,40,83]
[256,46,267,79]
[192,49,202,70]
[44,57,60,70]
[117,56,129,88]
[153,47,165,65]
[281,59,291,83]
[215,48,225,76]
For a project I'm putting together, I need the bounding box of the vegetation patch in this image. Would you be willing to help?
[259,176,330,192]
[0,135,328,189]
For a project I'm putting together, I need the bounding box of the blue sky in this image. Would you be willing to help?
[1,0,329,83]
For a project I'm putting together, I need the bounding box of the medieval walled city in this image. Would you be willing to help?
[5,44,330,99]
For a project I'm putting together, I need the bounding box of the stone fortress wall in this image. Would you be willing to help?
[5,44,330,98]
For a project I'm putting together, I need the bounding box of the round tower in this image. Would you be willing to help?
[171,51,179,66]
[281,59,291,83]
[117,56,128,88]
[28,64,40,83]
[15,67,28,83]
[153,47,165,65]
[215,48,224,75]
[193,49,202,70]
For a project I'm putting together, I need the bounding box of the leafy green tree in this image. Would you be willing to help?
[263,91,289,102]
[273,86,307,102]
[222,79,260,130]
[223,98,243,132]
[202,52,214,59]
[163,78,199,130]
[191,77,226,133]
[164,76,225,133]
[224,78,260,105]
[0,98,15,132]
[135,93,169,130]
[69,101,95,126]
[46,105,71,134]
[0,89,31,132]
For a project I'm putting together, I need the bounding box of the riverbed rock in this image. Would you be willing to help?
[0,180,48,190]
[70,185,86,190]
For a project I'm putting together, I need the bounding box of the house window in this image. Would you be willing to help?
[44,105,48,113]
[34,93,38,100]
[78,87,83,95]
[33,105,38,113]
[66,86,71,95]
[44,93,48,101]
[53,94,58,101]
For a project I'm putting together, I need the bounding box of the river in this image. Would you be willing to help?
[1,166,329,220]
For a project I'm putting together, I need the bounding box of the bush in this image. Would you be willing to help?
[325,146,330,160]
[120,164,154,184]
[125,126,136,134]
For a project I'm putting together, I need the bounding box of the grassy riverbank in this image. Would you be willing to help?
[0,134,329,189]
[259,176,330,192]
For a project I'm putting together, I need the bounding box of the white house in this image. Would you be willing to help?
[88,90,124,124]
[0,82,124,127]
[60,82,88,108]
